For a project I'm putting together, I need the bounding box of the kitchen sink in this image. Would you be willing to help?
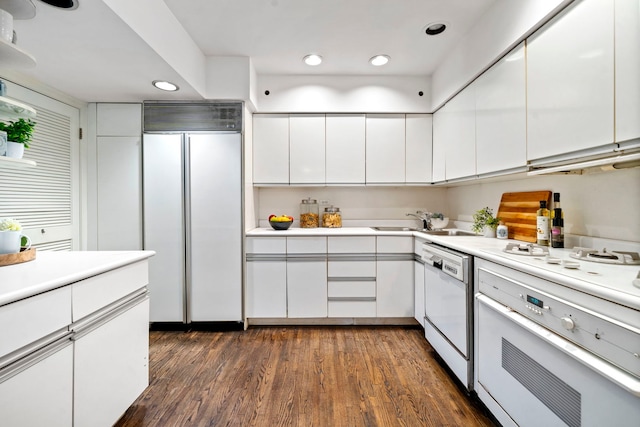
[371,226,476,236]
[421,229,477,236]
[371,226,421,232]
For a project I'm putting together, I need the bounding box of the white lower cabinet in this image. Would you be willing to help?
[287,260,327,318]
[246,260,287,318]
[73,298,150,427]
[247,235,416,321]
[0,341,73,427]
[246,237,287,318]
[377,260,414,317]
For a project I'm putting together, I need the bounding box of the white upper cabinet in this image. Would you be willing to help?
[366,114,406,183]
[527,0,615,160]
[289,114,326,184]
[475,43,526,175]
[444,83,476,180]
[326,114,366,184]
[432,105,448,183]
[96,103,141,136]
[615,0,640,143]
[253,114,289,184]
[405,114,433,183]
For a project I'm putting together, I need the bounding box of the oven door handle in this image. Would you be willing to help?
[476,293,640,397]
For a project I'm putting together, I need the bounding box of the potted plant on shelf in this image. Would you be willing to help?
[472,207,500,237]
[0,118,36,159]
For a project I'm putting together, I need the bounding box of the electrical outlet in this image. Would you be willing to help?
[319,200,330,205]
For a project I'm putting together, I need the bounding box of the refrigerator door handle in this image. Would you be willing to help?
[183,134,192,324]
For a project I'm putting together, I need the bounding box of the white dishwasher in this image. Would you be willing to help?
[422,242,473,391]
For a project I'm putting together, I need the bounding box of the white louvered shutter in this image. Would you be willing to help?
[0,81,80,251]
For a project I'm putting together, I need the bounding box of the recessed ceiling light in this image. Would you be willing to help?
[38,0,79,10]
[152,80,179,91]
[425,22,447,36]
[303,54,323,66]
[369,55,390,66]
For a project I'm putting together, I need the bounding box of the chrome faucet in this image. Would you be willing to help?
[406,211,432,230]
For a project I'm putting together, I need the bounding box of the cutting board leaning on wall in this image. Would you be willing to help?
[497,191,552,243]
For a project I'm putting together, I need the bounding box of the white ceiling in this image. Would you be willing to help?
[5,0,496,102]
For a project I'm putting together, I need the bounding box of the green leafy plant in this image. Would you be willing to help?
[471,207,500,233]
[0,118,36,148]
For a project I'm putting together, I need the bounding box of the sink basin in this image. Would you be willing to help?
[421,229,477,236]
[371,226,421,232]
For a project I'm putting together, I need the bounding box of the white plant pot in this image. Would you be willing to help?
[6,141,24,159]
[483,227,496,238]
[0,230,21,254]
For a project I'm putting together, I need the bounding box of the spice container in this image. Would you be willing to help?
[299,198,319,228]
[496,221,508,239]
[322,206,342,228]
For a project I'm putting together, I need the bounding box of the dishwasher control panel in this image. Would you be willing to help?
[422,243,468,282]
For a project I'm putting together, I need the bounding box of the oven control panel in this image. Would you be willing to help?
[477,263,640,378]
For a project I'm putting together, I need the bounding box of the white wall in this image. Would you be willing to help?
[446,168,640,242]
[255,75,431,113]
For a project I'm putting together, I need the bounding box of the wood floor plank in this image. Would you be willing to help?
[114,326,496,427]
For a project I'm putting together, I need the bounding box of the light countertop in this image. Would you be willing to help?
[0,250,155,307]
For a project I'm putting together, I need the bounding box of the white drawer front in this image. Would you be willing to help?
[328,236,375,253]
[377,236,413,253]
[287,236,327,253]
[72,261,149,321]
[0,286,71,360]
[246,237,286,254]
[414,238,427,254]
[328,260,376,277]
[328,301,376,317]
[328,281,376,298]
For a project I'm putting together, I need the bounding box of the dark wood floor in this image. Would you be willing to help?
[114,326,496,427]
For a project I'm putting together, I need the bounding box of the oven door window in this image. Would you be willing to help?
[476,297,640,427]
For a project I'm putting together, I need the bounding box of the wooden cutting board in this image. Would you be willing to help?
[497,191,552,243]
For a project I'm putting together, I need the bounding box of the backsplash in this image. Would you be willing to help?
[257,186,447,226]
[255,167,639,243]
[447,167,640,243]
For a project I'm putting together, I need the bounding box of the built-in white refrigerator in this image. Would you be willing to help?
[142,132,242,323]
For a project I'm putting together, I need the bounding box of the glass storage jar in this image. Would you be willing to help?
[322,206,342,228]
[299,198,319,228]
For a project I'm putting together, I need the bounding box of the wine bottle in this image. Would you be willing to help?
[551,193,564,248]
[536,200,550,246]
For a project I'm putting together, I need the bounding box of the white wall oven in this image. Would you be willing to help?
[474,257,640,427]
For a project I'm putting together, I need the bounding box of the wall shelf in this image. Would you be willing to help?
[0,155,37,168]
[0,38,36,68]
[0,95,37,119]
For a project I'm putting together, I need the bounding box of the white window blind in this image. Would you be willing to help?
[0,82,80,251]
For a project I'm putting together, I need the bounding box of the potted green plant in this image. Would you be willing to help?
[472,207,500,237]
[0,118,36,159]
